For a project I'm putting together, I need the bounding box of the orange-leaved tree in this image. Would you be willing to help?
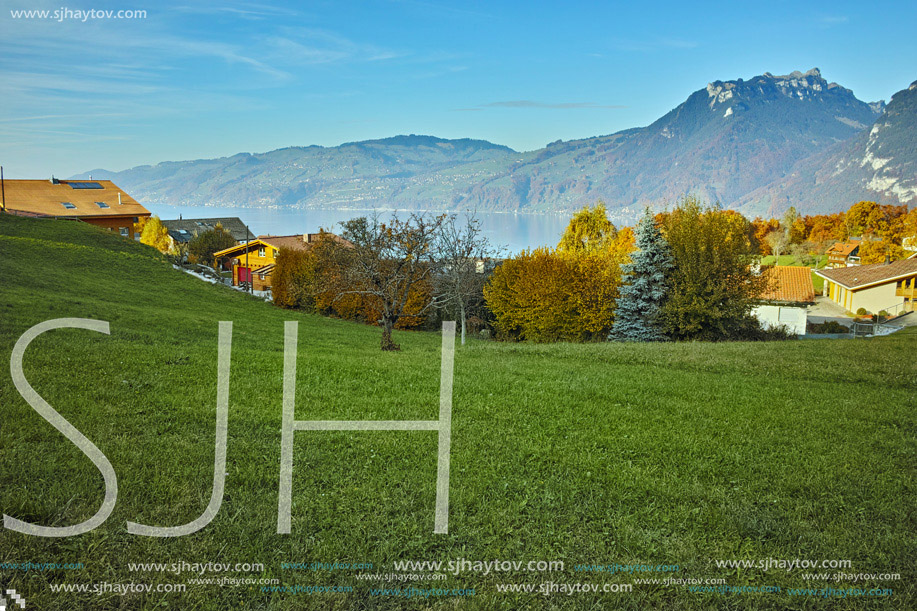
[858,239,906,265]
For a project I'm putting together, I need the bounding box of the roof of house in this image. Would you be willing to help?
[827,241,860,257]
[1,179,150,218]
[213,232,349,258]
[758,266,816,304]
[258,234,316,251]
[161,217,251,243]
[815,258,917,290]
[213,234,312,258]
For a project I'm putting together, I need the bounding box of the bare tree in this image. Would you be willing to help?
[335,213,447,351]
[766,229,789,262]
[434,214,501,345]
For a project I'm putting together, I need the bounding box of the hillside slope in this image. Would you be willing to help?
[2,214,914,609]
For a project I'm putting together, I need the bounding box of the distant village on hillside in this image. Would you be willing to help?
[3,175,915,342]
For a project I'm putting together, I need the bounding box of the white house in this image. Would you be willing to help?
[752,266,816,336]
[815,258,917,315]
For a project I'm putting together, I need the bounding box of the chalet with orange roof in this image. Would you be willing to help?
[826,240,861,268]
[752,265,816,335]
[1,177,150,238]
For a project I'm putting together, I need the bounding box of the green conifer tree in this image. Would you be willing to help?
[609,210,673,341]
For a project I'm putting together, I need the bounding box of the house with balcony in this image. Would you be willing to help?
[815,258,917,315]
[213,232,346,292]
[825,239,861,268]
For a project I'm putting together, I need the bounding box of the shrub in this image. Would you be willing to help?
[807,320,851,334]
[856,307,869,316]
[484,242,630,342]
[727,317,796,341]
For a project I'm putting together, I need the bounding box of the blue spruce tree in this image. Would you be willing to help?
[609,210,674,341]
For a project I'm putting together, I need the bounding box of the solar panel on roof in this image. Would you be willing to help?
[67,181,104,189]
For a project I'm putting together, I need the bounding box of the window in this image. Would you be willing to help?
[258,247,266,257]
[60,202,76,209]
[67,181,103,189]
[120,227,129,237]
[95,201,110,208]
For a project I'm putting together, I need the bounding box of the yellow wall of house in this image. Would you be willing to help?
[826,275,917,314]
[850,281,902,314]
[228,244,277,286]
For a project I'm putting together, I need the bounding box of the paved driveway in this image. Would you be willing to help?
[807,296,853,326]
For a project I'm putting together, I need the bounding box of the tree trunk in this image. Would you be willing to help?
[460,303,467,345]
[380,318,400,351]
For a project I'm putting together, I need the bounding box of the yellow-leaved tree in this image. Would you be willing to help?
[484,205,634,342]
[557,202,617,253]
[138,216,174,254]
[858,240,906,265]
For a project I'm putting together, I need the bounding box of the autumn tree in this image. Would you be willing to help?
[484,232,633,342]
[609,209,673,342]
[272,246,317,310]
[751,217,779,255]
[902,208,917,248]
[846,201,889,238]
[333,214,446,351]
[139,216,173,254]
[858,240,906,265]
[557,202,617,253]
[658,197,768,341]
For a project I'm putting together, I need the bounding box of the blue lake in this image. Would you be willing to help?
[145,205,573,254]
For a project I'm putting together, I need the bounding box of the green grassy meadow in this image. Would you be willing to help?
[1,214,915,610]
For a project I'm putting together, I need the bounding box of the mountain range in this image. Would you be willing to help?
[78,69,917,222]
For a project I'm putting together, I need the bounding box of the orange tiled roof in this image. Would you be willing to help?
[758,266,816,304]
[827,241,860,257]
[1,179,150,218]
[816,258,917,290]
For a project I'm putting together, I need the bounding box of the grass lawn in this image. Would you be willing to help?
[1,214,915,610]
[759,254,828,268]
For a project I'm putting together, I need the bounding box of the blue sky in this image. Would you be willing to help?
[1,0,915,177]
